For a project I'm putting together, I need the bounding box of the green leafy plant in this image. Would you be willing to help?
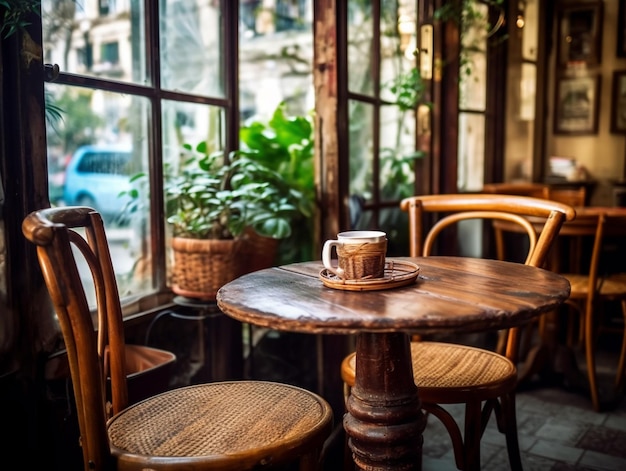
[123,102,314,263]
[165,148,248,239]
[0,0,38,38]
[165,143,299,240]
[385,67,427,112]
[434,0,506,78]
[125,142,299,241]
[239,102,315,263]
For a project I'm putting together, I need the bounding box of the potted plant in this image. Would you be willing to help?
[238,102,316,264]
[123,104,314,299]
[163,143,299,300]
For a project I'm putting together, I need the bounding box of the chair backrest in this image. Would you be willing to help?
[547,186,586,207]
[401,194,576,267]
[482,182,550,199]
[562,210,626,306]
[22,207,127,470]
[400,194,576,360]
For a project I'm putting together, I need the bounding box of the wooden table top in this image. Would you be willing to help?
[217,256,571,336]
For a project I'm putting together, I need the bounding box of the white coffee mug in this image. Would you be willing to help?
[322,230,387,279]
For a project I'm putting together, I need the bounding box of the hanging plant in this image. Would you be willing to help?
[434,0,506,78]
[385,67,428,112]
[0,0,39,38]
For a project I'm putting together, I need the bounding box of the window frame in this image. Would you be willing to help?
[41,1,241,309]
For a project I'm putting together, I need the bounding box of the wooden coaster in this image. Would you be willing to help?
[319,259,420,291]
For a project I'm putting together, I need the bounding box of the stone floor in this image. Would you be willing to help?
[248,328,626,471]
[421,385,626,471]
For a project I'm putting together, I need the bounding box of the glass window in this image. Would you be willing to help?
[238,0,314,122]
[43,1,318,309]
[43,0,146,84]
[457,0,488,192]
[345,1,420,255]
[41,0,422,307]
[43,1,232,311]
[457,112,485,191]
[160,0,224,97]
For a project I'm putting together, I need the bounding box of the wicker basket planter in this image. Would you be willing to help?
[241,228,280,274]
[171,237,244,301]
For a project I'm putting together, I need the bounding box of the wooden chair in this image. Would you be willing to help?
[22,206,333,471]
[341,194,575,471]
[558,211,626,411]
[483,183,585,263]
[547,186,586,207]
[482,182,587,208]
[481,182,550,199]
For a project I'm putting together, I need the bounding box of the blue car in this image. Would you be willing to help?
[63,145,133,223]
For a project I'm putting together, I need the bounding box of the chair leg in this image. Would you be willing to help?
[584,303,601,411]
[422,403,465,470]
[500,393,523,471]
[495,330,508,356]
[615,299,626,393]
[299,449,322,471]
[464,400,482,471]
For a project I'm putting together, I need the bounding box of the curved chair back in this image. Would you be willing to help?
[401,194,576,267]
[558,209,626,410]
[23,207,140,470]
[400,194,576,361]
[24,206,335,471]
[482,182,550,199]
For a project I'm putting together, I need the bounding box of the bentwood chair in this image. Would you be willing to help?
[481,182,550,199]
[482,182,587,208]
[483,183,585,264]
[23,206,333,471]
[547,186,586,207]
[558,210,626,411]
[341,194,575,471]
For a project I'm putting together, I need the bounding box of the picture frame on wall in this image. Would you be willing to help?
[557,1,603,66]
[611,70,626,134]
[619,1,626,57]
[554,74,600,135]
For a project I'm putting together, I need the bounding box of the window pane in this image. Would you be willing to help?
[457,112,485,192]
[239,0,313,121]
[42,0,146,84]
[161,101,226,287]
[522,0,538,61]
[160,0,224,97]
[380,105,415,202]
[46,84,153,303]
[348,101,374,202]
[520,62,536,121]
[380,207,409,256]
[459,2,487,110]
[380,2,415,104]
[347,1,374,95]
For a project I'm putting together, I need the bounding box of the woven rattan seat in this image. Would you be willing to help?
[342,342,517,402]
[341,194,575,471]
[109,381,330,464]
[22,206,333,471]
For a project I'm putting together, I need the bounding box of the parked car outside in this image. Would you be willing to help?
[63,145,133,223]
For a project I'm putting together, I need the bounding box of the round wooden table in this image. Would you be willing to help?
[217,256,571,471]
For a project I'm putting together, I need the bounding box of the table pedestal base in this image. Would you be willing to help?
[344,332,426,471]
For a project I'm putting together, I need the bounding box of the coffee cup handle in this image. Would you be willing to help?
[322,240,344,278]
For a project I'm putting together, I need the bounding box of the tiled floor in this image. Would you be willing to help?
[247,327,626,470]
[319,339,626,470]
[420,349,626,471]
[421,386,626,471]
